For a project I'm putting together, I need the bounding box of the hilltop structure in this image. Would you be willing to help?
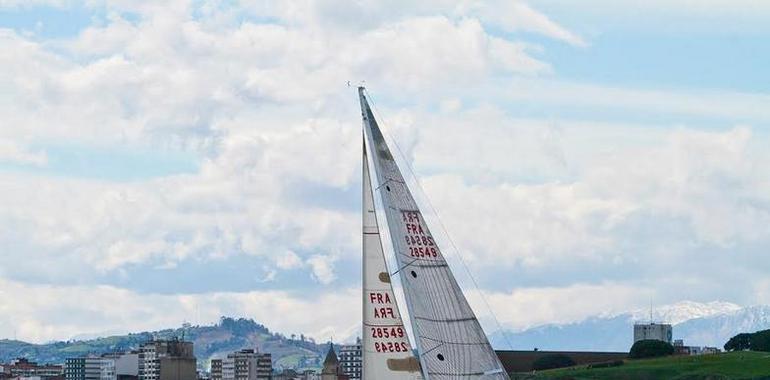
[633,323,673,344]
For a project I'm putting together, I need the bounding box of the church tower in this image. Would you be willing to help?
[321,342,348,380]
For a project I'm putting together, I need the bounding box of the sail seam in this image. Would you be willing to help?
[414,317,476,323]
[419,337,493,346]
[427,371,490,376]
[394,253,447,264]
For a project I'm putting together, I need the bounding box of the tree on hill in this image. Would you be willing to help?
[724,330,770,352]
[532,354,576,371]
[629,339,674,359]
[751,330,770,351]
[724,333,752,351]
[218,317,269,335]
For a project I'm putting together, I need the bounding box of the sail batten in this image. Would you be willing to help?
[359,87,510,380]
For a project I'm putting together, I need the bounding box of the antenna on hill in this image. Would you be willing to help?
[181,320,192,342]
[650,299,654,324]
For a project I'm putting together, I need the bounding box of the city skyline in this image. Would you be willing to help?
[1,0,769,346]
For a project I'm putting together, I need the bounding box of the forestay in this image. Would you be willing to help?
[359,87,510,380]
[363,142,423,380]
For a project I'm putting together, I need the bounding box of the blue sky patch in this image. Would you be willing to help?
[0,5,97,38]
[0,143,200,181]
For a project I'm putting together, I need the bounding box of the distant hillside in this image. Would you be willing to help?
[491,302,770,352]
[0,317,328,370]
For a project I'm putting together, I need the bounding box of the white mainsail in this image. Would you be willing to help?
[359,87,510,380]
[363,141,423,380]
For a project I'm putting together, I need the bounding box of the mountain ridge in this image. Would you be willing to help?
[0,317,328,370]
[5,301,768,367]
[490,301,770,352]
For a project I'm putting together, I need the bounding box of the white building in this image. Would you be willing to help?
[116,353,139,378]
[338,338,361,380]
[2,358,63,379]
[139,343,159,380]
[138,340,196,380]
[102,352,139,378]
[274,369,319,380]
[211,349,271,380]
[633,323,673,344]
[255,353,272,379]
[64,357,115,380]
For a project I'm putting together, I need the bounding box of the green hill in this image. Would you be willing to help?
[0,317,327,370]
[519,351,770,380]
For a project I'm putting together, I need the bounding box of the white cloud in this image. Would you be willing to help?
[306,254,337,285]
[537,0,770,14]
[0,0,68,8]
[466,283,651,331]
[488,79,770,122]
[237,0,584,46]
[348,16,550,88]
[0,3,553,144]
[0,0,768,343]
[0,139,48,166]
[529,0,770,35]
[275,250,303,270]
[0,116,360,275]
[400,99,770,272]
[458,0,587,47]
[0,278,358,344]
[0,0,555,289]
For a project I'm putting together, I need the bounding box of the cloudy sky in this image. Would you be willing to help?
[1,0,769,345]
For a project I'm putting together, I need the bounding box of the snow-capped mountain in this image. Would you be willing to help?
[625,301,742,325]
[675,305,770,347]
[489,301,770,352]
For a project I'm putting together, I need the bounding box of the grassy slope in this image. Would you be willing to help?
[527,352,770,380]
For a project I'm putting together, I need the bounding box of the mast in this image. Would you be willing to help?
[359,87,509,379]
[363,130,422,378]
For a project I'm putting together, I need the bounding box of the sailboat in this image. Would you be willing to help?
[360,87,510,380]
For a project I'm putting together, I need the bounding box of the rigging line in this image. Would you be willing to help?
[363,88,516,353]
[391,258,420,276]
[375,177,405,191]
[419,342,445,357]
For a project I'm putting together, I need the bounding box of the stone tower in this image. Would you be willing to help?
[321,343,348,380]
